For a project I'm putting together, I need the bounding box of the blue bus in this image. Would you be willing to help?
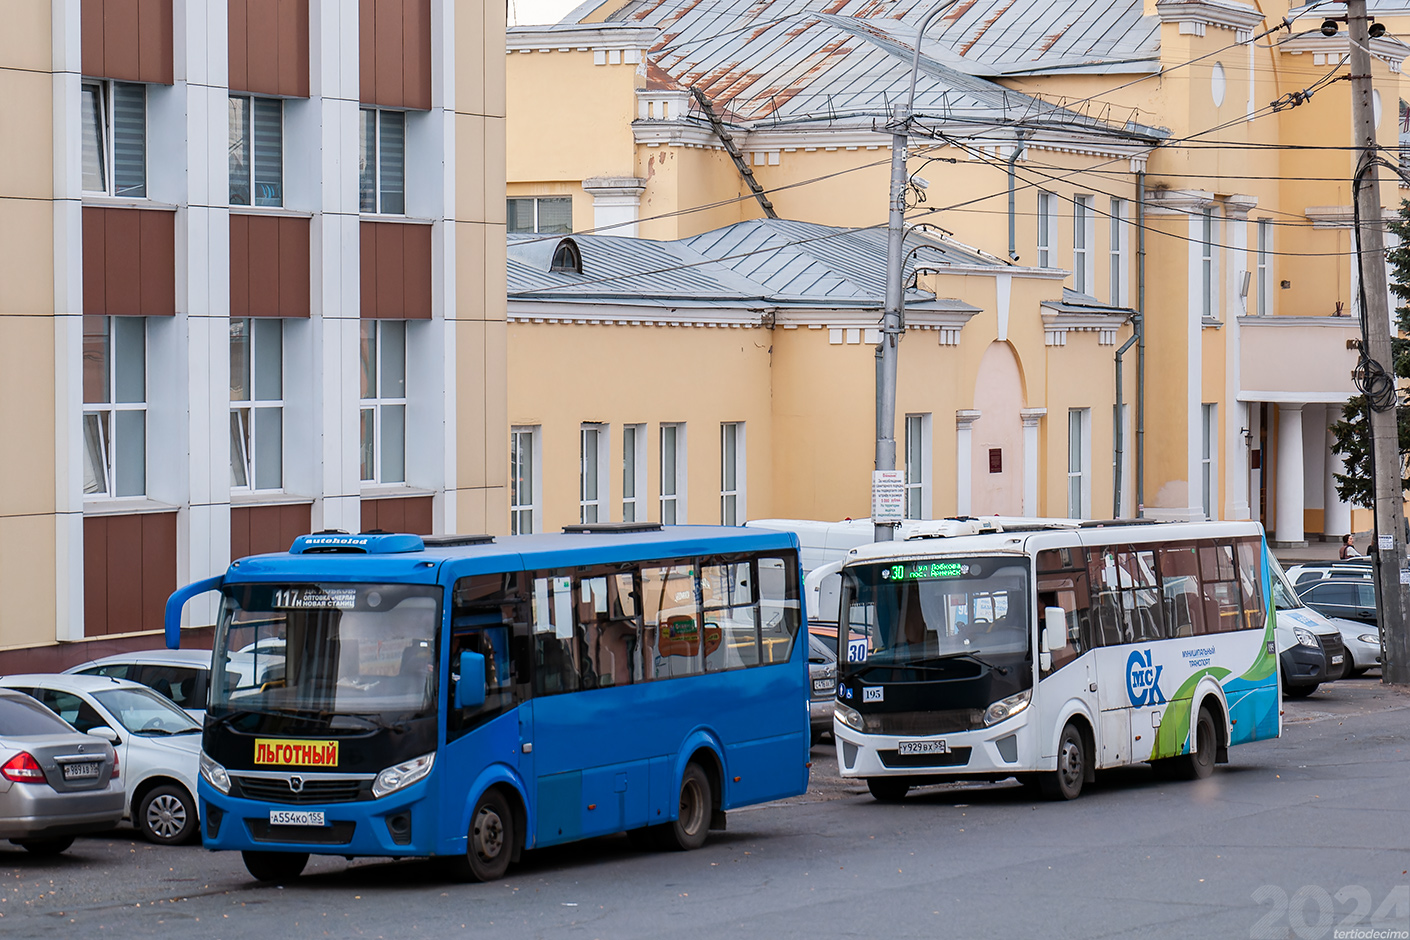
[165,524,809,882]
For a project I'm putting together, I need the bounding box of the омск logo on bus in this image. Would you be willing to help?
[1126,650,1167,707]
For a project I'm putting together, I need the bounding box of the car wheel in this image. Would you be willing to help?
[242,850,308,883]
[1174,705,1217,780]
[1284,682,1319,699]
[866,777,910,802]
[12,836,74,856]
[446,788,516,882]
[1039,722,1087,800]
[656,762,711,851]
[137,784,199,845]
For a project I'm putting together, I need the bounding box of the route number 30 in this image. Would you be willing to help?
[1249,884,1409,940]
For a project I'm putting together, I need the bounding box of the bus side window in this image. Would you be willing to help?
[449,573,528,742]
[1198,541,1243,634]
[531,573,582,695]
[575,573,640,688]
[1086,546,1129,646]
[757,555,802,664]
[1156,544,1204,637]
[1235,538,1266,630]
[641,563,703,680]
[702,559,760,672]
[1036,549,1091,674]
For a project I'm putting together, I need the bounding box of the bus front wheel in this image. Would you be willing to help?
[242,850,308,883]
[656,762,711,851]
[1040,722,1087,800]
[866,777,910,802]
[452,789,516,882]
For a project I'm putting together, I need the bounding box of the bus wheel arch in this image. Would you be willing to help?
[686,746,726,830]
[1197,693,1230,766]
[489,782,528,863]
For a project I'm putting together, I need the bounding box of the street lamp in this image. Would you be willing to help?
[874,0,962,542]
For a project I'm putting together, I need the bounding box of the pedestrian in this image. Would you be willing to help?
[1339,534,1362,559]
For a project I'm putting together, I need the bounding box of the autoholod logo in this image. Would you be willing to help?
[1126,649,1167,707]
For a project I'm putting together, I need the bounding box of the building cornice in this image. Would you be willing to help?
[1303,205,1396,229]
[506,24,657,60]
[1278,31,1408,72]
[1155,0,1266,40]
[1040,309,1130,346]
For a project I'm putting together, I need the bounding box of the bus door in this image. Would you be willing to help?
[1035,549,1099,761]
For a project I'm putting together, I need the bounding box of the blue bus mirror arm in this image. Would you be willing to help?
[456,650,487,710]
[164,575,226,649]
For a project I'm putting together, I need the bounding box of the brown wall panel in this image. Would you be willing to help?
[82,0,172,84]
[229,214,311,318]
[359,0,431,110]
[360,221,431,319]
[361,496,434,535]
[82,207,175,317]
[228,0,309,97]
[83,512,176,637]
[231,503,312,560]
[0,627,215,676]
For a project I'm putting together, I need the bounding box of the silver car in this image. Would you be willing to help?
[808,633,837,743]
[0,689,123,855]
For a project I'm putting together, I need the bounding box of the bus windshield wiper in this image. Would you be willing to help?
[919,651,1010,676]
[324,712,407,734]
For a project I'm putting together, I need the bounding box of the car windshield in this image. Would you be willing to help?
[92,687,201,735]
[210,583,442,719]
[840,556,1031,672]
[0,695,77,737]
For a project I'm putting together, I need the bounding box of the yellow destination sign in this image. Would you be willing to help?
[253,738,339,767]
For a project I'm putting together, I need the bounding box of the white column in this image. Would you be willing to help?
[1324,414,1352,538]
[582,177,646,236]
[1020,408,1046,517]
[956,410,981,515]
[1274,403,1306,546]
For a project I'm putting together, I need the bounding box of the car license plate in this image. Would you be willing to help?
[812,678,834,692]
[269,810,325,827]
[1331,655,1344,665]
[61,762,100,780]
[897,740,948,755]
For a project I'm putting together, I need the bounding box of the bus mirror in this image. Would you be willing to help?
[456,651,487,710]
[1043,607,1068,651]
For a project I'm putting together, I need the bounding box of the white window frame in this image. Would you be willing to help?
[580,422,610,524]
[720,422,746,526]
[1201,208,1218,320]
[1067,407,1091,520]
[81,79,146,198]
[1109,198,1128,306]
[904,413,931,520]
[621,423,647,523]
[510,425,542,535]
[1202,403,1218,520]
[359,320,407,484]
[660,423,687,524]
[1073,195,1095,294]
[359,108,405,216]
[230,318,285,492]
[507,196,573,235]
[228,95,284,208]
[82,316,147,499]
[1256,219,1271,316]
[1036,191,1056,268]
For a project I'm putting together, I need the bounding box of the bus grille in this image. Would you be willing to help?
[233,776,368,805]
[863,710,984,736]
[878,747,972,769]
[246,819,356,845]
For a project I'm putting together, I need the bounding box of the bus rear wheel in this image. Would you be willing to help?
[1175,705,1217,780]
[451,789,515,882]
[656,762,711,851]
[1040,722,1087,800]
[866,777,910,802]
[242,850,308,883]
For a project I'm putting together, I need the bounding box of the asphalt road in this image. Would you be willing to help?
[1,675,1406,940]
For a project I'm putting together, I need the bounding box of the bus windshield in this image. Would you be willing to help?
[840,556,1031,672]
[210,582,442,719]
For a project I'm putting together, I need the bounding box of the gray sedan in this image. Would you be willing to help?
[0,689,123,855]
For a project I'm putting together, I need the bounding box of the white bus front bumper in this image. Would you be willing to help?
[832,712,1039,779]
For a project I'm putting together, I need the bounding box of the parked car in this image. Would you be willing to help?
[0,675,202,845]
[65,649,214,722]
[1285,560,1373,589]
[1328,617,1382,677]
[807,633,837,744]
[1298,579,1378,628]
[0,688,123,855]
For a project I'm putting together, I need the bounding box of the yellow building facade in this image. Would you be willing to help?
[506,0,1405,543]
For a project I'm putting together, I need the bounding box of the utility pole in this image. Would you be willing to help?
[1346,0,1409,685]
[874,0,960,543]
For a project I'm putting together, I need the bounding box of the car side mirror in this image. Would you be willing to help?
[88,725,121,745]
[1043,607,1068,652]
[455,651,486,710]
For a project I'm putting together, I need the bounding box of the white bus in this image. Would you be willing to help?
[832,520,1281,801]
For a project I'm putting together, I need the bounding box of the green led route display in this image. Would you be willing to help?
[880,561,966,581]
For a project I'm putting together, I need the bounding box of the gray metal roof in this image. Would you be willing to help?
[508,219,1000,307]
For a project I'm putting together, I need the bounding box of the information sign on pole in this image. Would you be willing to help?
[872,470,905,525]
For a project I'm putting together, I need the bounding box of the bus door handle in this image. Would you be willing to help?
[1089,682,1098,693]
[522,743,533,753]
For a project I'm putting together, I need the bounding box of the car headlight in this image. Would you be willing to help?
[372,752,435,798]
[834,702,863,732]
[1293,627,1319,648]
[1358,634,1378,644]
[983,689,1032,727]
[200,751,231,794]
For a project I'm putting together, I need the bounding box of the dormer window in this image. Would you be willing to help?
[550,239,582,274]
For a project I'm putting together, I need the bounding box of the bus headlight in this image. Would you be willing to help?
[834,702,864,732]
[1293,627,1319,648]
[200,751,231,794]
[983,690,1032,727]
[372,752,435,798]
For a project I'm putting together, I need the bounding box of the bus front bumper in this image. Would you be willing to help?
[200,784,436,858]
[833,713,1037,779]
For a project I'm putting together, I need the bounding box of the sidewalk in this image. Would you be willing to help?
[1271,540,1345,565]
